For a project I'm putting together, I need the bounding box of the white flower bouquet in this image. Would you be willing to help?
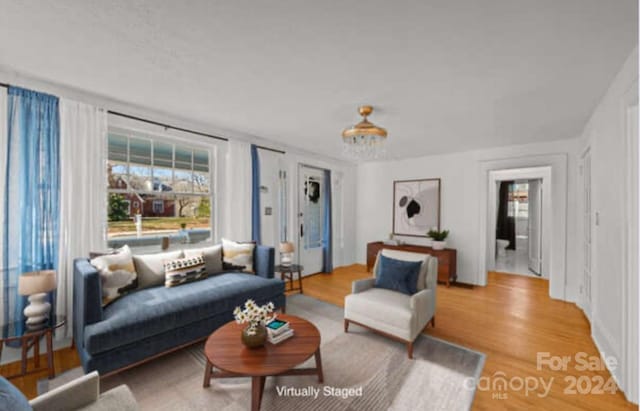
[233,299,275,335]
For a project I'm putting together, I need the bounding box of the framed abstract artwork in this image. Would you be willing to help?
[392,178,441,237]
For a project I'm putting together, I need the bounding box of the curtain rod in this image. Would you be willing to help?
[107,110,228,142]
[255,145,285,154]
[0,82,286,153]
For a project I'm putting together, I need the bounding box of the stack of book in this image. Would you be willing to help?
[266,318,294,344]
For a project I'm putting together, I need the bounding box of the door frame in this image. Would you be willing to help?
[578,147,592,319]
[478,154,568,300]
[487,167,551,278]
[296,163,328,275]
[527,179,543,275]
[621,84,638,403]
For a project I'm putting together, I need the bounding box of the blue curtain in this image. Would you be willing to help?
[322,169,333,272]
[251,145,261,244]
[3,87,60,338]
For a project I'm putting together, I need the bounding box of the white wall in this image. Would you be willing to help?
[576,47,638,402]
[257,148,283,249]
[356,138,581,294]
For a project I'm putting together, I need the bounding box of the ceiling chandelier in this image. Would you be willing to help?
[342,105,387,161]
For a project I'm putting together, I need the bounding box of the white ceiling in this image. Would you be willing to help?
[0,1,637,161]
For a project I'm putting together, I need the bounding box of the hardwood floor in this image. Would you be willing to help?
[303,265,637,411]
[3,264,637,410]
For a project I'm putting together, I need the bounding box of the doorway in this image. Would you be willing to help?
[487,166,552,281]
[494,179,543,277]
[297,165,326,275]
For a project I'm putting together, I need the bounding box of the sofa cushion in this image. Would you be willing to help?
[133,250,184,289]
[184,244,223,275]
[344,288,415,340]
[83,273,284,355]
[90,245,138,306]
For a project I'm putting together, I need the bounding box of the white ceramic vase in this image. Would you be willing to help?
[431,241,446,250]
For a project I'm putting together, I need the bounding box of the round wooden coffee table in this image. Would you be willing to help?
[203,314,323,411]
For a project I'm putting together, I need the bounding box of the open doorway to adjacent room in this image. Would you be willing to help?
[486,166,552,281]
[494,179,543,277]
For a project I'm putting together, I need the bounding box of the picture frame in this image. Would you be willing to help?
[392,178,441,237]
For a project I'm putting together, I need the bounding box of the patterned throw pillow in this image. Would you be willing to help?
[90,245,138,306]
[221,238,255,273]
[164,255,206,287]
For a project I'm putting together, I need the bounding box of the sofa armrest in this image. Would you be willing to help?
[30,371,100,411]
[410,288,435,331]
[352,278,375,294]
[254,246,275,279]
[73,259,103,350]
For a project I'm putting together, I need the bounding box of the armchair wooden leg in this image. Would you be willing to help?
[344,319,349,333]
[430,316,435,328]
[407,341,414,359]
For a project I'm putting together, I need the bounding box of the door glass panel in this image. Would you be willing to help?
[304,176,323,249]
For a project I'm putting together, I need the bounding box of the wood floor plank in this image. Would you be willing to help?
[3,264,637,410]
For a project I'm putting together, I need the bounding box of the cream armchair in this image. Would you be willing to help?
[344,249,438,358]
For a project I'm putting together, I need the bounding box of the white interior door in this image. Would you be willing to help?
[528,179,543,274]
[581,150,592,315]
[298,165,324,275]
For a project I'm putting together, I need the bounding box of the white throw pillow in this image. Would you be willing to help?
[90,245,137,306]
[184,244,223,275]
[221,238,255,273]
[133,250,184,289]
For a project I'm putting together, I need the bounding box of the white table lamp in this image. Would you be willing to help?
[18,270,56,326]
[279,242,295,266]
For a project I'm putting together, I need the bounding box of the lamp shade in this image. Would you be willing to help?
[18,270,56,295]
[279,242,295,253]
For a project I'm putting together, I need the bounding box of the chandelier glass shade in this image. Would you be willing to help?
[342,105,387,160]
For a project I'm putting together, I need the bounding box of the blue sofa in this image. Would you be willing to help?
[73,245,285,376]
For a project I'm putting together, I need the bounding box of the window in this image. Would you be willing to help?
[152,200,164,214]
[507,183,529,219]
[107,130,213,249]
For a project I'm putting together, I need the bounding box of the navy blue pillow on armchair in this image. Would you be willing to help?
[374,254,422,295]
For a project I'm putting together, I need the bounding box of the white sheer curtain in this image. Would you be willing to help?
[222,140,252,241]
[57,99,108,339]
[0,88,6,326]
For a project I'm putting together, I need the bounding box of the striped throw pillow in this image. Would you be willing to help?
[164,255,206,287]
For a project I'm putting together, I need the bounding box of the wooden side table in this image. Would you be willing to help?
[203,314,323,411]
[0,315,65,379]
[275,264,304,294]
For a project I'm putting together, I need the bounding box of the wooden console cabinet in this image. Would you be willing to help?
[366,241,457,286]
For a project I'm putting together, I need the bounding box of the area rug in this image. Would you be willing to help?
[42,294,485,410]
